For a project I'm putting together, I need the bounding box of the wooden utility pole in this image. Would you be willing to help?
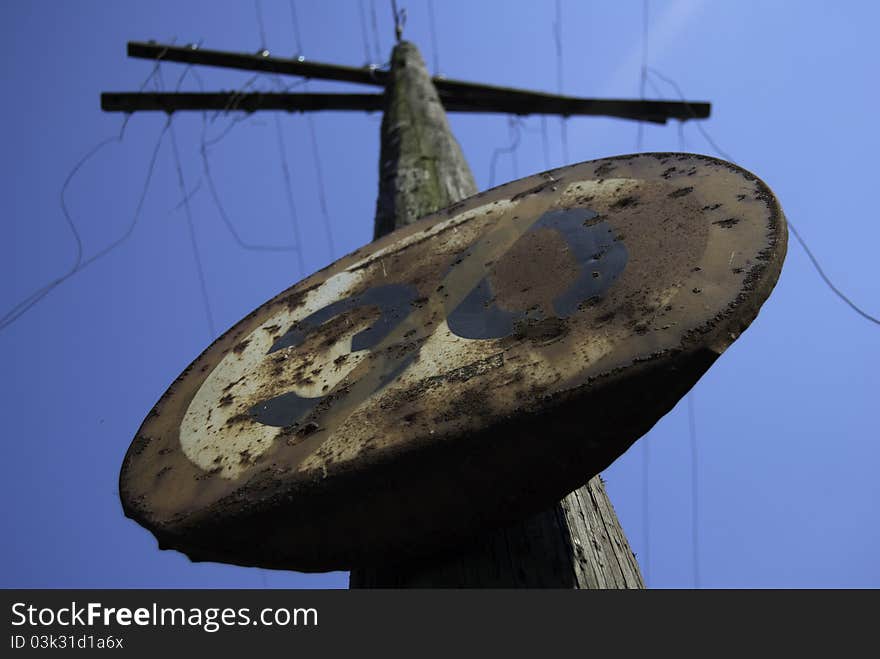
[350,41,642,588]
[106,29,711,590]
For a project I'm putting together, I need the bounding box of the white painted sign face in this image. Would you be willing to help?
[120,153,786,571]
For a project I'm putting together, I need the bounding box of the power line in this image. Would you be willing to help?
[540,116,551,170]
[390,0,406,43]
[272,112,307,277]
[166,92,216,340]
[427,0,440,75]
[553,1,563,103]
[645,74,666,102]
[186,68,310,252]
[647,66,879,327]
[199,70,263,144]
[637,45,876,592]
[370,0,384,63]
[553,0,569,164]
[255,0,268,52]
[636,0,649,152]
[644,72,684,152]
[160,20,318,599]
[254,5,285,591]
[202,107,253,148]
[635,0,654,589]
[653,74,691,153]
[646,68,733,161]
[688,392,701,589]
[286,3,337,260]
[199,138,302,253]
[677,120,688,151]
[488,117,522,187]
[1,66,172,332]
[358,0,374,64]
[305,114,337,259]
[197,71,308,148]
[168,177,202,213]
[788,222,880,326]
[637,40,703,592]
[190,68,304,254]
[508,116,520,179]
[650,62,877,588]
[289,0,304,56]
[558,116,568,163]
[642,439,651,587]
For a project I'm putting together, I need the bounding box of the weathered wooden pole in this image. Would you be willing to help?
[349,41,644,588]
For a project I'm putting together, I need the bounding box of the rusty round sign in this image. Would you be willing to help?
[120,153,787,571]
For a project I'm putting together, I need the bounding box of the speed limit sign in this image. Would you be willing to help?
[120,153,786,571]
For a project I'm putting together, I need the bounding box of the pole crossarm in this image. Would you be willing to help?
[123,41,710,123]
[101,90,707,122]
[101,91,386,114]
[128,40,391,86]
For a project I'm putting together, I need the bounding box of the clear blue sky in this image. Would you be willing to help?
[1,0,877,588]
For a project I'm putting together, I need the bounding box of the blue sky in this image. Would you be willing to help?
[1,0,877,588]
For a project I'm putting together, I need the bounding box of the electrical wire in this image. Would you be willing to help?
[553,0,569,164]
[642,440,651,587]
[688,393,701,589]
[161,64,217,340]
[634,2,655,587]
[168,178,202,214]
[788,223,880,326]
[648,66,879,327]
[199,142,302,254]
[289,0,304,57]
[305,114,337,260]
[255,0,269,52]
[647,60,879,590]
[390,0,406,42]
[358,0,374,64]
[427,0,440,76]
[287,2,337,260]
[185,67,306,254]
[370,0,384,64]
[488,117,522,187]
[272,112,307,277]
[636,0,649,152]
[540,116,551,170]
[508,116,520,180]
[1,62,174,332]
[646,68,733,161]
